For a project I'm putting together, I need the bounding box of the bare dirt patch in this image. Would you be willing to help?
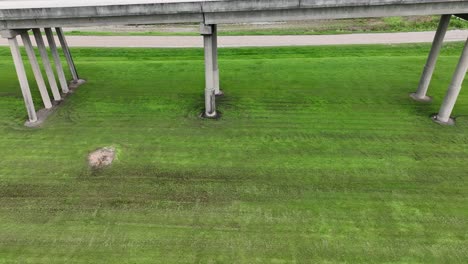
[88,147,116,169]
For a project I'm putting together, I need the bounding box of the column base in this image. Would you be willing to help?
[200,111,221,119]
[431,114,455,126]
[24,80,85,127]
[410,93,432,102]
[215,90,224,97]
[69,79,86,89]
[24,101,62,128]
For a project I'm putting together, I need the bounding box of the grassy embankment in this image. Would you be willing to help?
[0,43,467,263]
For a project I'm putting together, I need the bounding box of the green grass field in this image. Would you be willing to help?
[0,44,467,263]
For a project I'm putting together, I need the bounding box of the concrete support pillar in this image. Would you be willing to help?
[55,27,80,83]
[32,28,61,101]
[45,28,69,93]
[200,24,217,118]
[433,35,468,125]
[20,30,53,109]
[211,25,223,96]
[411,15,451,102]
[8,36,37,122]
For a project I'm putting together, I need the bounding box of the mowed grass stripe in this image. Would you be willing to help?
[0,44,467,263]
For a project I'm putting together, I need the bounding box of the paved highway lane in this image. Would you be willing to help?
[1,30,467,48]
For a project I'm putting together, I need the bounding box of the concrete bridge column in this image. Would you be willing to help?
[411,15,452,102]
[211,25,223,96]
[2,30,37,122]
[55,27,80,83]
[433,35,468,125]
[200,24,218,118]
[44,28,69,94]
[56,27,84,85]
[32,28,62,102]
[20,30,53,109]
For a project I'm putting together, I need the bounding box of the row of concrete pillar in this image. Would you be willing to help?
[1,27,82,123]
[410,14,467,125]
[2,18,467,125]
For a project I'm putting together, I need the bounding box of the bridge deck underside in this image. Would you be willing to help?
[1,0,468,28]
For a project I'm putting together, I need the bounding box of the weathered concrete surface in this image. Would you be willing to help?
[33,28,62,101]
[0,0,467,29]
[8,37,37,122]
[21,31,53,109]
[434,35,468,125]
[411,15,451,102]
[1,30,468,48]
[45,28,69,94]
[201,24,217,118]
[56,27,80,82]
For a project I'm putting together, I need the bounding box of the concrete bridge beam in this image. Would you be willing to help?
[411,15,451,102]
[433,35,468,125]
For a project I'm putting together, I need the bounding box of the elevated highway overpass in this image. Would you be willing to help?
[1,0,468,125]
[1,0,468,28]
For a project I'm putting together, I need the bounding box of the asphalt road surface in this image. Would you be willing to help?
[1,30,467,48]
